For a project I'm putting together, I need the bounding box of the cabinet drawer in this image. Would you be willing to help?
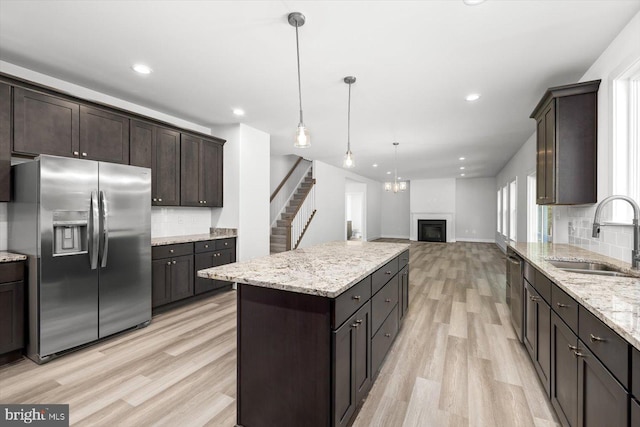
[552,283,577,332]
[632,398,640,427]
[372,305,399,375]
[371,274,399,334]
[0,262,23,283]
[194,240,216,253]
[633,346,640,397]
[372,257,399,294]
[216,238,235,250]
[152,243,192,259]
[332,276,371,329]
[533,270,551,303]
[524,261,535,284]
[579,306,629,388]
[398,250,410,269]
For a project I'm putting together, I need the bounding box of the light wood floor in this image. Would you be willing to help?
[0,242,560,426]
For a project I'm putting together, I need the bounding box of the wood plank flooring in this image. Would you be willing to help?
[0,241,559,426]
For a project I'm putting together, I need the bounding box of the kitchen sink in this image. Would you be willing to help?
[547,260,637,278]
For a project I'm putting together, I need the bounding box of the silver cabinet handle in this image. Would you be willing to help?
[73,151,79,156]
[385,270,392,275]
[352,295,360,300]
[99,191,109,268]
[385,333,391,338]
[172,260,176,264]
[166,261,171,265]
[204,244,209,248]
[573,351,585,358]
[556,303,570,308]
[529,295,540,302]
[158,198,162,202]
[82,152,87,157]
[224,242,228,246]
[568,344,579,351]
[351,323,360,328]
[356,319,363,324]
[170,249,174,253]
[204,201,207,204]
[153,198,157,202]
[589,334,606,343]
[385,298,391,303]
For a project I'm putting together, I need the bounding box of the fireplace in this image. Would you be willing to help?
[418,220,447,242]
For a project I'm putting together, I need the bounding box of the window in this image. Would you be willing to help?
[612,58,640,221]
[527,173,537,242]
[497,189,502,234]
[502,185,508,236]
[509,179,517,240]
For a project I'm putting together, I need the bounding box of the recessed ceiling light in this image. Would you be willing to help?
[465,93,480,102]
[460,166,465,170]
[461,173,466,177]
[233,108,245,116]
[132,64,152,75]
[459,157,465,161]
[463,0,486,5]
[386,171,392,175]
[372,163,378,168]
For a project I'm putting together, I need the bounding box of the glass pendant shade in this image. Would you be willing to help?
[399,181,408,192]
[294,125,310,148]
[384,142,407,193]
[343,150,355,168]
[384,182,392,191]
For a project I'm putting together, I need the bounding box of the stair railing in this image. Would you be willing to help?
[270,157,312,227]
[287,179,316,250]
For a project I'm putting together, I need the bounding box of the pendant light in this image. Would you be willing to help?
[343,76,356,168]
[289,12,310,148]
[384,142,407,193]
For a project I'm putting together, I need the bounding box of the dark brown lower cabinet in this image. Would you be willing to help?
[399,265,409,322]
[194,249,235,294]
[333,302,372,427]
[524,280,551,396]
[577,342,627,427]
[632,398,639,427]
[0,262,25,365]
[151,255,193,308]
[551,312,578,427]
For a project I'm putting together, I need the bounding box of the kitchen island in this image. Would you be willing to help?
[198,241,410,427]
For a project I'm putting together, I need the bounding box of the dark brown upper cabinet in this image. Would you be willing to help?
[129,119,154,168]
[0,83,10,202]
[530,80,600,205]
[13,87,80,158]
[181,134,223,207]
[79,106,129,164]
[154,127,181,206]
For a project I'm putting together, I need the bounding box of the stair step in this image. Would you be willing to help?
[271,227,287,235]
[271,235,286,244]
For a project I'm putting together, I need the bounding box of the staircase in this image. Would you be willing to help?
[270,168,316,254]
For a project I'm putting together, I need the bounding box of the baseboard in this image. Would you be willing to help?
[378,234,410,239]
[456,238,496,243]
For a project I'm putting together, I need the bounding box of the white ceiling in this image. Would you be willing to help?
[1,1,639,182]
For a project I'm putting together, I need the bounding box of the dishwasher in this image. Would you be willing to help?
[506,249,524,343]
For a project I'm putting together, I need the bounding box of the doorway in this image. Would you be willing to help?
[345,179,366,241]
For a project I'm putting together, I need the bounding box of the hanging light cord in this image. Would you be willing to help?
[394,144,398,183]
[295,24,304,125]
[347,82,351,151]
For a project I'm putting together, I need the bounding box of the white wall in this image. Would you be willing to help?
[298,161,382,248]
[380,182,410,239]
[211,124,270,261]
[456,177,497,242]
[409,178,456,242]
[0,204,7,250]
[495,11,640,263]
[270,155,301,195]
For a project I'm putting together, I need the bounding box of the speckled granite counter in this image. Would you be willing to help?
[0,252,27,263]
[198,240,410,298]
[151,228,237,246]
[509,242,640,350]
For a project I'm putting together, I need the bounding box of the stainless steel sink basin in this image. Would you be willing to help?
[547,260,636,278]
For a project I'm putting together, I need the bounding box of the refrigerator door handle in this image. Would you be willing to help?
[99,190,109,268]
[90,190,99,270]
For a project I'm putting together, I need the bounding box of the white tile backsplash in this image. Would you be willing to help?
[0,203,7,250]
[566,205,634,264]
[151,206,213,237]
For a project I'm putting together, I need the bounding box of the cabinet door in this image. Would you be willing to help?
[129,120,154,168]
[333,311,357,427]
[0,83,10,202]
[543,102,556,203]
[536,116,546,203]
[194,252,222,295]
[170,255,194,302]
[402,266,409,319]
[524,282,551,396]
[632,398,639,427]
[79,105,129,164]
[180,134,200,207]
[201,139,223,207]
[551,312,578,427]
[152,259,171,308]
[576,343,627,427]
[153,127,180,206]
[13,87,79,157]
[354,303,372,404]
[0,281,24,354]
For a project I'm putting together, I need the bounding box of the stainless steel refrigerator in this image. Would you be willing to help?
[8,155,152,363]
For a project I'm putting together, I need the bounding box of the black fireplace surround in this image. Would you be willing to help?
[418,220,446,242]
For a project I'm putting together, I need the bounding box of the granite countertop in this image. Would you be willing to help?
[151,228,237,246]
[509,242,640,350]
[198,240,410,298]
[0,252,27,263]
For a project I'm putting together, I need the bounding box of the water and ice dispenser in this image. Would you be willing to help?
[52,210,88,256]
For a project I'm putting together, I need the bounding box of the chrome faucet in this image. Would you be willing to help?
[591,195,640,269]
